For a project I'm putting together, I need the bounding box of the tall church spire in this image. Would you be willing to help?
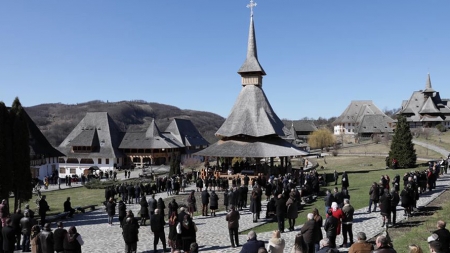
[238,0,266,86]
[424,72,435,93]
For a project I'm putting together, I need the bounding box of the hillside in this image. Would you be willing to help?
[25,100,225,146]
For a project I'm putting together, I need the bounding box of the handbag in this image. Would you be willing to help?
[176,223,182,234]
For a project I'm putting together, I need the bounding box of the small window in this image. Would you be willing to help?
[70,168,76,174]
[98,158,102,164]
[60,167,66,174]
[106,158,110,164]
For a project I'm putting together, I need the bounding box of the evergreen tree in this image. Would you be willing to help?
[11,98,32,209]
[389,115,417,168]
[169,152,181,177]
[0,102,13,201]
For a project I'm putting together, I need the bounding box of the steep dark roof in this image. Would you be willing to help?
[290,120,318,132]
[164,118,209,147]
[237,15,266,75]
[216,85,287,138]
[397,74,450,122]
[356,115,394,134]
[23,110,65,157]
[333,100,385,125]
[58,112,123,158]
[119,118,207,150]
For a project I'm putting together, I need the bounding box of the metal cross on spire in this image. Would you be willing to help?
[247,0,257,17]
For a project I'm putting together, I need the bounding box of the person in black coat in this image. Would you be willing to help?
[341,171,349,190]
[324,209,338,249]
[20,210,33,252]
[379,189,391,227]
[139,196,149,226]
[122,216,139,253]
[53,222,67,253]
[240,231,264,253]
[10,209,23,251]
[324,190,335,215]
[38,195,50,226]
[168,199,179,219]
[156,198,166,218]
[201,189,210,216]
[64,197,75,218]
[275,194,287,233]
[301,213,315,253]
[2,218,15,253]
[224,189,229,212]
[209,191,219,217]
[106,197,116,225]
[150,209,167,252]
[390,189,400,226]
[118,200,127,228]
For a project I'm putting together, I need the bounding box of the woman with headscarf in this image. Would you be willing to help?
[209,190,219,217]
[157,197,166,218]
[180,214,197,253]
[63,226,84,253]
[266,230,285,253]
[30,225,41,253]
[286,190,299,231]
[168,212,179,253]
[187,191,196,218]
[140,196,149,226]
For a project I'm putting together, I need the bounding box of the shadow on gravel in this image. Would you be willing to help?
[200,245,234,251]
[353,217,375,223]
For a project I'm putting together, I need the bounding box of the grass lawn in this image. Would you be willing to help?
[247,155,431,234]
[389,184,450,252]
[337,142,442,160]
[9,187,104,215]
[415,131,450,154]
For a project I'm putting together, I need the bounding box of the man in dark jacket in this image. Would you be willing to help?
[150,209,168,252]
[38,195,50,226]
[372,235,396,253]
[122,217,139,253]
[275,194,287,233]
[2,218,15,253]
[300,213,315,253]
[240,231,264,253]
[201,189,210,216]
[390,189,400,226]
[333,187,344,208]
[53,222,67,253]
[226,206,240,248]
[148,194,157,221]
[20,210,33,252]
[10,209,23,251]
[324,190,335,215]
[64,197,75,218]
[324,209,338,248]
[368,182,380,213]
[433,220,450,253]
[39,223,54,253]
[317,238,339,253]
[178,207,188,223]
[341,199,355,247]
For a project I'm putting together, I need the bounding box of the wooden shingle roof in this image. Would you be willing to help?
[333,100,385,125]
[215,85,287,138]
[24,109,65,157]
[58,112,124,158]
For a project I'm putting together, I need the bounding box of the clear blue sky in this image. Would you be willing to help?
[1,1,450,119]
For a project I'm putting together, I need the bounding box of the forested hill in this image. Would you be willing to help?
[25,100,225,146]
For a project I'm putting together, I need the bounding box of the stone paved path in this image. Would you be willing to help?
[18,144,450,253]
[15,171,449,253]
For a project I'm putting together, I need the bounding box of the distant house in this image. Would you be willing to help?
[24,110,65,180]
[333,100,394,138]
[57,112,124,176]
[397,74,450,129]
[119,118,209,167]
[283,120,317,150]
